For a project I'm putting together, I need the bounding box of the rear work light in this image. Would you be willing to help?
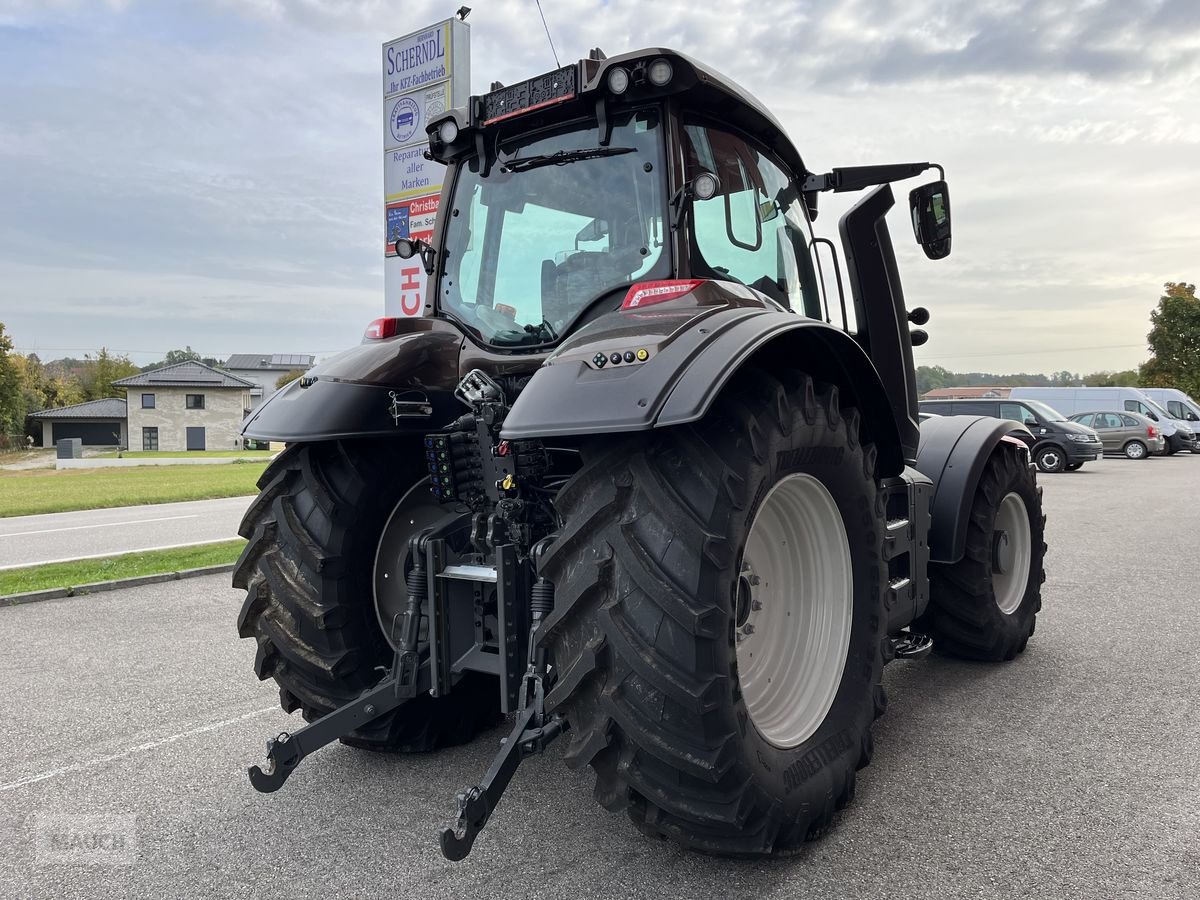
[621,279,705,310]
[364,317,401,340]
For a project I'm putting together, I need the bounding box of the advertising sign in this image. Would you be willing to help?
[382,18,470,317]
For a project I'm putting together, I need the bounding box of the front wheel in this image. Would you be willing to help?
[920,446,1046,661]
[1123,440,1148,460]
[541,369,887,855]
[1034,445,1065,473]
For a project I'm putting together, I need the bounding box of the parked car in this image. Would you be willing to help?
[1139,389,1200,452]
[1007,387,1197,455]
[1067,410,1164,459]
[917,398,1102,472]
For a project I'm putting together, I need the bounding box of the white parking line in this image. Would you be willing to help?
[0,514,199,539]
[0,706,279,791]
[0,537,241,571]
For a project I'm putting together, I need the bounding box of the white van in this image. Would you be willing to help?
[1007,387,1198,454]
[1140,388,1200,428]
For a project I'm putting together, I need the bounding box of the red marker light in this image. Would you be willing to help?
[363,317,401,341]
[621,279,705,310]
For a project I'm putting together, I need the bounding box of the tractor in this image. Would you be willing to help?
[234,47,1045,859]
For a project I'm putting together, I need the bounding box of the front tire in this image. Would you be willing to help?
[1034,445,1065,473]
[234,441,501,751]
[540,370,887,855]
[921,446,1045,661]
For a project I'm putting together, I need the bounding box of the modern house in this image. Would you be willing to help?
[113,361,255,451]
[28,398,128,448]
[222,353,315,410]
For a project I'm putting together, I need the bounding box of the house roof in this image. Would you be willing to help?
[224,353,314,371]
[113,360,256,389]
[29,398,128,420]
[921,386,1012,400]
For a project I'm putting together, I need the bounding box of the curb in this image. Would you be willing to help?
[1,563,236,607]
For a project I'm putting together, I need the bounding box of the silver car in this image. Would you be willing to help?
[1068,410,1165,459]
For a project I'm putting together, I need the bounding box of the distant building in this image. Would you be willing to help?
[223,353,315,410]
[113,361,255,451]
[28,398,128,448]
[921,386,1012,400]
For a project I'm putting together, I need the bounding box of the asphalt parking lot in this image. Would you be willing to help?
[2,453,1198,899]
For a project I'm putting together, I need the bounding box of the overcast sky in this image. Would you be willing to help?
[2,0,1198,372]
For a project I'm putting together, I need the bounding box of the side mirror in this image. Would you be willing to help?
[1187,412,1199,422]
[909,180,952,260]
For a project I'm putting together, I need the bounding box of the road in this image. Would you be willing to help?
[0,496,253,570]
[2,455,1197,899]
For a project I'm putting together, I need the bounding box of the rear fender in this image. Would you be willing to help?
[241,321,465,442]
[914,415,1031,564]
[501,290,905,477]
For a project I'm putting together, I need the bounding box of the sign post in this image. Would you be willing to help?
[382,18,470,317]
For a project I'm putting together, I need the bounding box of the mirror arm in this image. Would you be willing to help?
[804,162,942,193]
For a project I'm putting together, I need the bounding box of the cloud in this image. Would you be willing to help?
[0,0,1198,372]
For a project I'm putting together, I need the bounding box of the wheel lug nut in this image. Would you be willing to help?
[749,575,761,586]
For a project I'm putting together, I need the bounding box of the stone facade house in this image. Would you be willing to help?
[222,353,315,411]
[113,362,255,452]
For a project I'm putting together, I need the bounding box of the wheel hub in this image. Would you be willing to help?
[736,473,853,750]
[992,529,1012,574]
[373,478,450,649]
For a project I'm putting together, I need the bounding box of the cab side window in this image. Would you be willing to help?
[681,123,815,314]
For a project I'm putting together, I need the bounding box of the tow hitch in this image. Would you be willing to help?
[245,524,565,860]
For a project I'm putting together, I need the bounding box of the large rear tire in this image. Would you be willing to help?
[540,370,888,855]
[234,441,502,751]
[920,446,1045,661]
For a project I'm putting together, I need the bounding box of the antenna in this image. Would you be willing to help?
[533,0,561,68]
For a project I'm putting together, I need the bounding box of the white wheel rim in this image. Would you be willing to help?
[1127,442,1145,458]
[1040,450,1060,470]
[992,491,1032,615]
[736,473,853,750]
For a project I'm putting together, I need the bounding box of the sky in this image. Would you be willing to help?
[1,0,1199,372]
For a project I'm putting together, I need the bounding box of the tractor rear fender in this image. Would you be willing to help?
[501,304,906,478]
[241,321,467,443]
[914,414,1032,564]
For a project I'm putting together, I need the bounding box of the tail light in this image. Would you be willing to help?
[1148,425,1157,437]
[364,317,401,340]
[621,279,705,310]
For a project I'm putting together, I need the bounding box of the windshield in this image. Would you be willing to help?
[1145,398,1177,420]
[439,108,668,346]
[1023,399,1067,422]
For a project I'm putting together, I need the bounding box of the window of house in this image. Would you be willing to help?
[141,393,155,409]
[142,427,159,451]
[186,394,205,410]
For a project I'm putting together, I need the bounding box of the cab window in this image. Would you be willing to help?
[1123,399,1157,419]
[681,122,815,314]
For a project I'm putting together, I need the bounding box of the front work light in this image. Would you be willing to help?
[607,66,630,94]
[437,119,459,144]
[648,58,673,86]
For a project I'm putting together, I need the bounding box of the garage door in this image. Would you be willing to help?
[51,422,122,446]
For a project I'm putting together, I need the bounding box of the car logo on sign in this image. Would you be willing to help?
[389,96,421,146]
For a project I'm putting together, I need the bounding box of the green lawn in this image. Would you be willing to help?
[0,540,246,598]
[0,462,269,517]
[96,450,277,459]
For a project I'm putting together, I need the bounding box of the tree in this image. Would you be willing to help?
[0,322,22,435]
[79,348,140,401]
[1141,282,1200,396]
[275,369,306,390]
